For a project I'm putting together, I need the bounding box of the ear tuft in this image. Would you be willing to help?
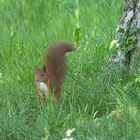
[43,65,46,72]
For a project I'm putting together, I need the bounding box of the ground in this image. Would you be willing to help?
[0,0,140,140]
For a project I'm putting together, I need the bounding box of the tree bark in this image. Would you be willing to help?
[106,0,140,79]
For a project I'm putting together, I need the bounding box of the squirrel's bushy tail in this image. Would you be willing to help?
[45,42,74,88]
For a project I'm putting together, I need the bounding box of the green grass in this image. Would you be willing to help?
[0,0,140,140]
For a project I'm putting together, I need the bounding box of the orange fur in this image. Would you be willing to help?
[35,42,75,106]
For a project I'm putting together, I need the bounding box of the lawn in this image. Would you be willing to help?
[0,0,140,140]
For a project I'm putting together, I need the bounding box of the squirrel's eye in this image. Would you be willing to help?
[41,73,44,76]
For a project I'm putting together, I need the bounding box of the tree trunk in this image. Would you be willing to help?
[106,0,140,79]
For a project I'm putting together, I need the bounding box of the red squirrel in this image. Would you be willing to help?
[35,42,75,105]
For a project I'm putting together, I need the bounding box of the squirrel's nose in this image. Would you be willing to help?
[36,80,39,82]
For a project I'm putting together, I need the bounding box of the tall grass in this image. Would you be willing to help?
[0,0,140,140]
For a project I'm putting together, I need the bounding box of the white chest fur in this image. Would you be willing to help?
[39,82,49,97]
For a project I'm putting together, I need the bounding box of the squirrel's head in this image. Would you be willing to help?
[35,65,48,83]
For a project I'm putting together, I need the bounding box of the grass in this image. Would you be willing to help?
[0,0,140,139]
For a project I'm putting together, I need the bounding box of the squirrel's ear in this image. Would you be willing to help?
[43,65,46,72]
